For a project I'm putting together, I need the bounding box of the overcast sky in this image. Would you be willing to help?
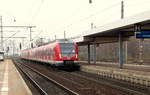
[1,0,150,49]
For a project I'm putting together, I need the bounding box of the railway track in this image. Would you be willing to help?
[13,58,77,95]
[70,71,150,95]
[13,57,150,95]
[51,69,149,95]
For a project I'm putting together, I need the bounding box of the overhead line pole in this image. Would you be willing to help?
[1,26,36,41]
[2,25,35,48]
[0,16,3,51]
[0,17,35,54]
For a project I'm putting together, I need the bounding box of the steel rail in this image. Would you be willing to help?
[15,59,78,95]
[21,58,149,95]
[70,72,148,95]
[13,59,48,95]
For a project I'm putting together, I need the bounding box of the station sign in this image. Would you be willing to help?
[136,31,150,38]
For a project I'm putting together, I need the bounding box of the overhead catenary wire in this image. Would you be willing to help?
[125,0,150,6]
[55,1,121,35]
[29,0,44,24]
[3,30,22,42]
[63,0,121,25]
[32,30,44,41]
[28,0,121,40]
[25,0,44,46]
[65,4,121,37]
[124,1,150,13]
[29,0,121,41]
[3,27,31,43]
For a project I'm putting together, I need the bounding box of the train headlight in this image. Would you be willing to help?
[72,50,75,53]
[59,54,61,58]
[76,54,78,58]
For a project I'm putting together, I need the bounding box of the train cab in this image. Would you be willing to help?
[54,39,79,69]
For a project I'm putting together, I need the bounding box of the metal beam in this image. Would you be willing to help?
[3,37,26,38]
[2,26,36,28]
[84,36,94,42]
[93,44,96,64]
[93,37,129,43]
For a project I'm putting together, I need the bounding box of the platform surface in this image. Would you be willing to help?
[80,62,150,86]
[0,59,32,95]
[80,61,150,72]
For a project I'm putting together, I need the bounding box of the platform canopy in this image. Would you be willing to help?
[73,10,150,45]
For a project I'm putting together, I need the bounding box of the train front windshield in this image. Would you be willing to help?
[60,43,76,57]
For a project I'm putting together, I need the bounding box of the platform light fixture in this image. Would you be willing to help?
[89,0,92,4]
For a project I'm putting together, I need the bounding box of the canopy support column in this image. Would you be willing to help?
[93,44,96,64]
[119,32,124,68]
[88,44,90,64]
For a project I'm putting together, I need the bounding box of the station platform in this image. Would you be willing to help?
[0,59,32,95]
[79,61,150,72]
[80,62,150,86]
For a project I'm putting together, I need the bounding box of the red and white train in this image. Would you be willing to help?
[21,39,79,69]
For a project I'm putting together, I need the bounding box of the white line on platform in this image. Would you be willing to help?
[0,87,8,92]
[13,60,33,95]
[0,60,8,94]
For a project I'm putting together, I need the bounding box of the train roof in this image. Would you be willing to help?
[55,39,74,43]
[22,39,75,52]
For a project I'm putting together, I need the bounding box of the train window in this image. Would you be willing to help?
[46,48,48,56]
[44,48,46,56]
[49,48,51,56]
[47,48,50,56]
[50,48,53,56]
[60,43,76,57]
[42,48,43,56]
